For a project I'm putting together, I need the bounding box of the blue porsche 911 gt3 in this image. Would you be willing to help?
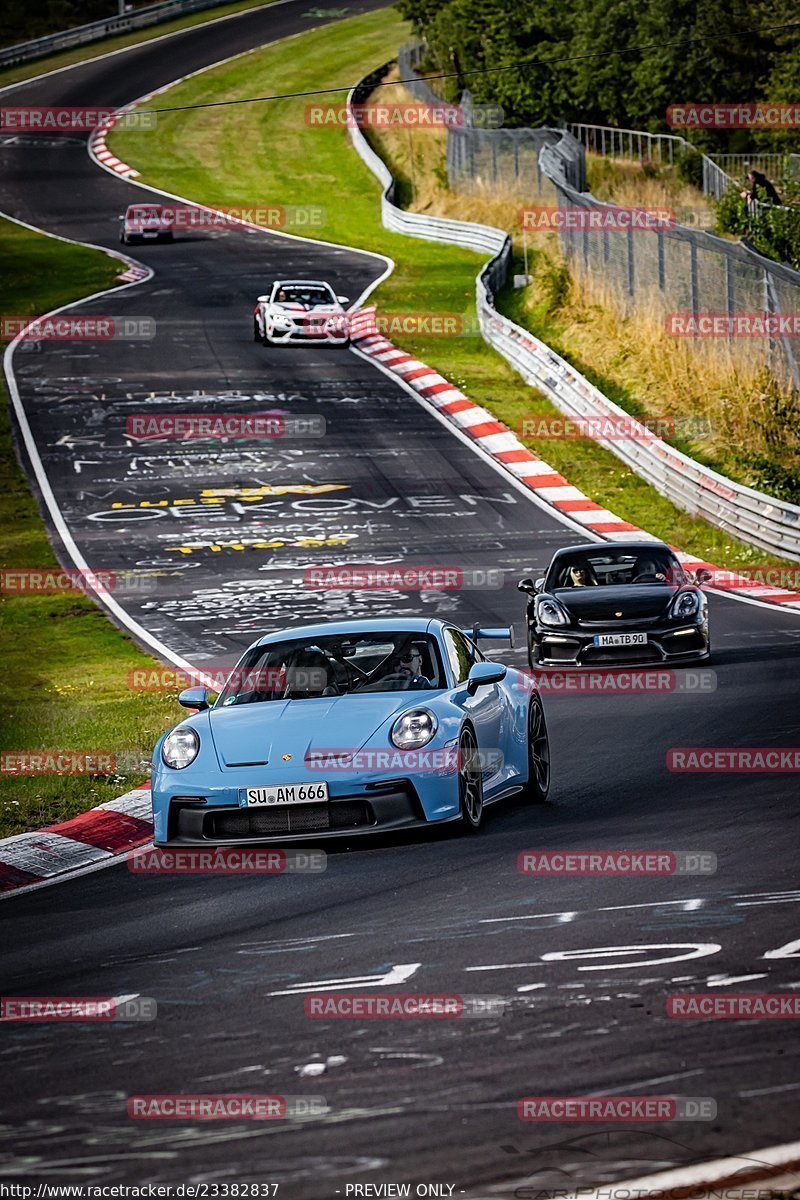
[150,618,550,844]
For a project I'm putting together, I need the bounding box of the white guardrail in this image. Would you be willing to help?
[346,74,800,562]
[0,0,233,68]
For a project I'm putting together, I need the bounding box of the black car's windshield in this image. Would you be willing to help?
[273,284,335,306]
[547,549,687,590]
[216,633,445,706]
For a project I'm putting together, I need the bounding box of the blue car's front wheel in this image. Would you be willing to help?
[522,695,550,804]
[458,725,484,831]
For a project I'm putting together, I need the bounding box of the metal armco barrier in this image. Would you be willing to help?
[347,70,800,561]
[0,0,236,68]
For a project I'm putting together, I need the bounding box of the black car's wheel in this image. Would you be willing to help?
[521,694,550,803]
[458,725,484,831]
[527,638,537,671]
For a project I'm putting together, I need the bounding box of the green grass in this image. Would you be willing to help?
[0,0,283,88]
[110,7,776,573]
[0,218,174,837]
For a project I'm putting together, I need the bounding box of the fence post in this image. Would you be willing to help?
[627,228,635,298]
[725,254,734,336]
[690,241,699,313]
[657,231,665,290]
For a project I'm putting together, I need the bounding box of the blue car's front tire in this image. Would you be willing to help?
[458,725,484,832]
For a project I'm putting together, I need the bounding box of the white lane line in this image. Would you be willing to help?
[480,898,706,924]
[706,973,767,986]
[267,962,421,996]
[0,0,309,98]
[465,963,544,972]
[740,1082,800,1098]
[598,1068,706,1094]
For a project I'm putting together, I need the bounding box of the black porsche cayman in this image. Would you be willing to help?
[518,541,711,668]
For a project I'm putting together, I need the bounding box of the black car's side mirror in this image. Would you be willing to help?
[517,577,535,592]
[695,568,712,585]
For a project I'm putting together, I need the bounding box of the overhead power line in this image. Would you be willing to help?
[145,20,800,115]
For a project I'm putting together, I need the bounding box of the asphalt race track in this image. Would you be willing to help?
[1,1,800,1192]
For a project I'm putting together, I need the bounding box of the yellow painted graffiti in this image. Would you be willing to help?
[111,484,348,510]
[165,535,358,556]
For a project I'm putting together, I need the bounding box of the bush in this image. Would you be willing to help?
[716,181,800,269]
[676,148,704,190]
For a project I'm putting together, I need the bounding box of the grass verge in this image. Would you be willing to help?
[110,10,787,572]
[0,218,172,837]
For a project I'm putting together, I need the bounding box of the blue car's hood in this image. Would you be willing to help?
[207,692,438,767]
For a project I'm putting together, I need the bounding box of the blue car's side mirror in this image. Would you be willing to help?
[178,686,209,710]
[467,661,507,695]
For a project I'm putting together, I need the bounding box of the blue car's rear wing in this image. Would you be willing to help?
[463,625,514,647]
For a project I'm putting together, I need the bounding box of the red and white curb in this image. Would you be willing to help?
[0,784,152,896]
[90,123,139,179]
[355,331,800,611]
[537,1138,800,1200]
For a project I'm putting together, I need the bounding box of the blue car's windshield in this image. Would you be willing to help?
[216,633,446,705]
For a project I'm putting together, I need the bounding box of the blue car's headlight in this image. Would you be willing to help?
[391,709,437,750]
[670,589,702,620]
[162,727,200,769]
[536,597,569,627]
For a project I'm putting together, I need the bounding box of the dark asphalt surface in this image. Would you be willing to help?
[1,2,799,1193]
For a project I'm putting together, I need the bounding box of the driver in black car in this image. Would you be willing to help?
[633,554,667,582]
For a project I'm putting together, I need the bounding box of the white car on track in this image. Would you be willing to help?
[253,279,350,346]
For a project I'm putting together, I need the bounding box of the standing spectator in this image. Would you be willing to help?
[740,169,781,206]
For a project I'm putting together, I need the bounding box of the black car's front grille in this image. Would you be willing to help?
[576,615,664,629]
[207,800,374,839]
[582,643,663,664]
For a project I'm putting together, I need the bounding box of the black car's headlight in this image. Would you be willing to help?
[536,596,570,627]
[162,727,200,769]
[670,589,702,620]
[391,709,437,750]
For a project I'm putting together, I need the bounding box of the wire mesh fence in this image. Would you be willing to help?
[396,40,800,390]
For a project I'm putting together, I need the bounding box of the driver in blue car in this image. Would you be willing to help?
[384,646,434,690]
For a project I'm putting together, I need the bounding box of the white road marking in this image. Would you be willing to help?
[465,963,544,972]
[480,898,705,924]
[540,943,721,970]
[267,962,421,996]
[764,937,800,959]
[740,1082,800,1098]
[707,973,768,986]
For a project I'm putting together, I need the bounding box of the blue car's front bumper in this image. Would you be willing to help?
[151,768,462,846]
